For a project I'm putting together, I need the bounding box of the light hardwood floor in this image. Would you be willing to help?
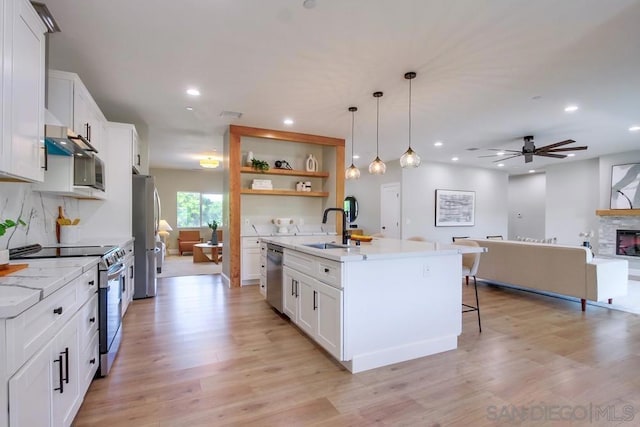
[73,275,640,426]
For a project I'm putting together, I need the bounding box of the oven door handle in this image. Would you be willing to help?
[103,263,126,285]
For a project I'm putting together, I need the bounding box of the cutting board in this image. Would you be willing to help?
[0,264,28,277]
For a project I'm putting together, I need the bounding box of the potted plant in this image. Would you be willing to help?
[1,218,26,266]
[208,220,218,245]
[250,158,269,172]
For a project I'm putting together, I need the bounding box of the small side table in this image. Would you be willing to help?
[193,243,223,264]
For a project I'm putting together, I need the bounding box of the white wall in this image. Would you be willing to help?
[346,160,508,243]
[150,167,224,251]
[344,161,402,234]
[508,173,546,240]
[545,158,600,246]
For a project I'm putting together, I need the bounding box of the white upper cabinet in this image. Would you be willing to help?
[0,0,46,182]
[47,70,107,155]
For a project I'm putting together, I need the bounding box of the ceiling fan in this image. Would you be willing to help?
[480,136,588,163]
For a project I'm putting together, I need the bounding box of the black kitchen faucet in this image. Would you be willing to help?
[322,208,349,245]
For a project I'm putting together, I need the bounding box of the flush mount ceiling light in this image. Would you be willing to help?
[400,72,421,168]
[200,157,219,169]
[369,92,386,175]
[345,107,360,180]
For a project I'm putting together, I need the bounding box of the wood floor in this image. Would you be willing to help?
[72,275,640,426]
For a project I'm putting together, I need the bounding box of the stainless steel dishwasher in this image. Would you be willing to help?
[266,244,284,312]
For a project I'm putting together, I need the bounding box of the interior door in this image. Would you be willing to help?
[380,183,401,238]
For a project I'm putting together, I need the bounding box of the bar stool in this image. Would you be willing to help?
[453,239,482,332]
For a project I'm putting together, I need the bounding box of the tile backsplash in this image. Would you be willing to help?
[0,182,79,250]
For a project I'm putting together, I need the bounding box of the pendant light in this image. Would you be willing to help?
[345,106,360,179]
[400,72,421,168]
[368,91,386,175]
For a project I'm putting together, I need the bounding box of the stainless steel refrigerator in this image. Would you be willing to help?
[132,174,160,299]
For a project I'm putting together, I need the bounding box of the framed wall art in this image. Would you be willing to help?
[435,189,475,227]
[610,163,640,209]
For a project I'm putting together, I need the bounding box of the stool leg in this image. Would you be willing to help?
[473,276,481,332]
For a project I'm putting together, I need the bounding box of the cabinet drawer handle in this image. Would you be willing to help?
[324,268,330,273]
[291,279,295,296]
[42,143,48,170]
[53,307,63,315]
[88,280,95,286]
[89,317,96,323]
[313,290,317,310]
[63,348,69,384]
[53,354,64,393]
[89,358,96,365]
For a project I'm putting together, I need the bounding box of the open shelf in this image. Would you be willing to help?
[241,189,329,197]
[240,166,329,178]
[595,209,640,216]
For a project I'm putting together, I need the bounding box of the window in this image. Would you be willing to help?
[177,192,222,228]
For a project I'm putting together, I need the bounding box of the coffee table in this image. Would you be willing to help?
[193,242,223,264]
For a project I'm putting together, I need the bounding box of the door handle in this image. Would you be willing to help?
[313,290,317,310]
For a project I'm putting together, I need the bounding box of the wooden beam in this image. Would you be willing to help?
[595,209,640,216]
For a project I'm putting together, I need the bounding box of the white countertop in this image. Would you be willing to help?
[0,257,99,318]
[261,235,484,262]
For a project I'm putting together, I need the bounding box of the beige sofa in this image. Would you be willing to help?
[468,239,628,311]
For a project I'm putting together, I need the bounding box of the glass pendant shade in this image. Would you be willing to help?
[345,164,361,179]
[345,106,360,180]
[400,147,421,168]
[369,157,386,174]
[401,71,421,169]
[369,92,386,175]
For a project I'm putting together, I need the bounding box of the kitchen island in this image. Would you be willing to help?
[261,235,484,373]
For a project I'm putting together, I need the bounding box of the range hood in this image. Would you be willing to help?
[45,125,98,156]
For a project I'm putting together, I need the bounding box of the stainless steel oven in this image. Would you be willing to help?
[99,261,125,377]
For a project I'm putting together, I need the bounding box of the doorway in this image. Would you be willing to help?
[380,182,401,238]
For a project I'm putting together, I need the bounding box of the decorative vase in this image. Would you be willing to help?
[246,151,254,166]
[211,230,218,245]
[305,154,318,172]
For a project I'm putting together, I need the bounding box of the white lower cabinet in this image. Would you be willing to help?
[241,237,262,285]
[4,267,99,427]
[282,260,343,360]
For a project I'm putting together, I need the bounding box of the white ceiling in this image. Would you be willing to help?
[43,0,640,174]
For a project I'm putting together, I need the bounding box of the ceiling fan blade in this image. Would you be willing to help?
[493,154,521,162]
[486,148,521,153]
[541,146,588,152]
[479,154,501,158]
[535,152,566,159]
[535,139,576,151]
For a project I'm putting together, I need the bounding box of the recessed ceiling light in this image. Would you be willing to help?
[451,157,459,161]
[186,88,200,96]
[497,163,505,167]
[496,151,505,156]
[283,118,294,125]
[564,105,579,112]
[186,106,193,111]
[629,125,640,132]
[352,155,360,159]
[434,141,443,147]
[567,153,576,157]
[528,169,536,173]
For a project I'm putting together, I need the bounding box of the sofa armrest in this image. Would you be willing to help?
[586,259,628,301]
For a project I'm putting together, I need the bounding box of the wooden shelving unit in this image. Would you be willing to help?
[240,166,329,178]
[240,189,329,197]
[595,209,640,216]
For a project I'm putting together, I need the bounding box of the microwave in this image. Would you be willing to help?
[74,153,105,191]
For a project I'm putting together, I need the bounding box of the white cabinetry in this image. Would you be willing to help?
[0,0,46,182]
[3,265,99,427]
[241,237,262,285]
[282,250,343,360]
[122,241,135,316]
[259,242,267,297]
[33,154,106,200]
[47,70,106,154]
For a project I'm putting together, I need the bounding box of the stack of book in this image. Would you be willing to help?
[251,179,273,190]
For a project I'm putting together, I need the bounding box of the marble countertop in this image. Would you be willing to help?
[0,257,100,318]
[261,235,485,262]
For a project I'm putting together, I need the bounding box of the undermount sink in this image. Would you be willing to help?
[303,242,350,250]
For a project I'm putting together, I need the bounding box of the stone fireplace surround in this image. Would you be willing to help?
[597,210,640,277]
